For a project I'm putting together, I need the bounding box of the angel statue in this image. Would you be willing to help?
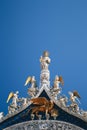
[40,51,51,70]
[7,91,19,114]
[24,76,38,97]
[69,91,81,104]
[68,91,81,113]
[51,75,64,99]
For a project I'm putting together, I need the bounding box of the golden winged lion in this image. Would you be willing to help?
[29,97,54,117]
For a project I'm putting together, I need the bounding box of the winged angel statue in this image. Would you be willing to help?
[69,91,81,104]
[24,76,38,97]
[7,91,19,114]
[51,75,64,98]
[68,91,81,113]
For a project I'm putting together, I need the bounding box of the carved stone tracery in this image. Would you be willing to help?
[4,120,84,130]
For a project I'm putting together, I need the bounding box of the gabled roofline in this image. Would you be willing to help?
[0,86,87,124]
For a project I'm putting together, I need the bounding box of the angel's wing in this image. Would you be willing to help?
[24,76,31,86]
[30,97,49,106]
[75,97,81,104]
[7,92,14,103]
[73,91,81,98]
[68,91,73,96]
[59,76,64,86]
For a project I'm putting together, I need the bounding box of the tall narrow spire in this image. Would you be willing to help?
[39,51,51,88]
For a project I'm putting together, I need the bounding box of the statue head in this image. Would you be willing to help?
[43,51,49,57]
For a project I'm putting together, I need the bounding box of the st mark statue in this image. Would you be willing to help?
[0,51,87,130]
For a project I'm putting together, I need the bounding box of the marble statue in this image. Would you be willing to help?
[40,51,51,70]
[68,91,81,113]
[51,75,64,99]
[24,76,38,97]
[68,91,81,105]
[7,91,19,114]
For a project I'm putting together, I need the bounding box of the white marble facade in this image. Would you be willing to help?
[4,120,84,130]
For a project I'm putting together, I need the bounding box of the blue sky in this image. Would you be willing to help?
[0,0,87,114]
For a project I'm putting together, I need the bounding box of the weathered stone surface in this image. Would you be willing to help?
[4,120,84,130]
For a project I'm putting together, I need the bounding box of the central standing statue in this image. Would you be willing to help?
[40,51,51,70]
[40,51,51,88]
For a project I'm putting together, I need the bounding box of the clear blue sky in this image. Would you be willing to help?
[0,0,87,114]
